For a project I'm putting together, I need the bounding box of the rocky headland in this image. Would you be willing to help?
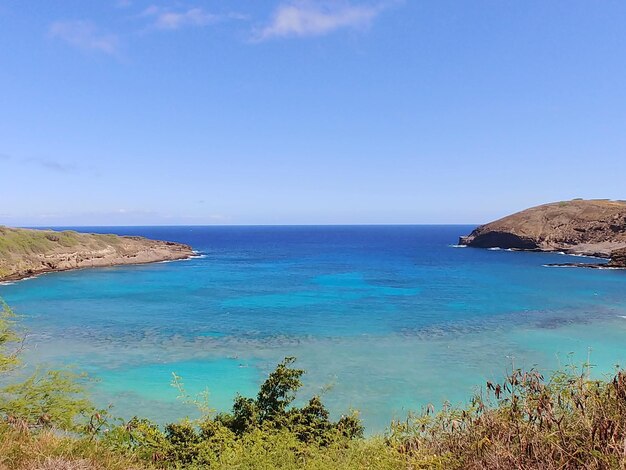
[0,226,195,282]
[459,199,626,268]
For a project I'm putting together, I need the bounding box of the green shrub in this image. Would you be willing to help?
[0,301,94,431]
[104,356,366,467]
[0,301,19,373]
[0,369,93,431]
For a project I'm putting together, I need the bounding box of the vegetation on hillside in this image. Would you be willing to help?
[2,298,626,469]
[0,227,119,279]
[0,227,81,255]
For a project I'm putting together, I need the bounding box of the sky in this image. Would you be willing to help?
[1,1,626,226]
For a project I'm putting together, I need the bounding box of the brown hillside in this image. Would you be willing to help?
[460,199,626,264]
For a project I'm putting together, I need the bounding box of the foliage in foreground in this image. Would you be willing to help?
[389,365,626,469]
[95,356,365,468]
[0,301,94,432]
[3,299,626,468]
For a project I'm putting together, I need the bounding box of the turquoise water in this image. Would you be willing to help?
[1,225,626,432]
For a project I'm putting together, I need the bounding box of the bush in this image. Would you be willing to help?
[0,301,94,432]
[387,366,626,469]
[108,357,366,467]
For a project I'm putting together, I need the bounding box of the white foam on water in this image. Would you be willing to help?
[0,273,43,284]
[158,253,206,264]
[569,253,607,260]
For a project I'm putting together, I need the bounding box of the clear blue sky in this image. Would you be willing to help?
[1,1,625,226]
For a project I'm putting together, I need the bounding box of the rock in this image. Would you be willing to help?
[608,248,626,268]
[460,199,626,258]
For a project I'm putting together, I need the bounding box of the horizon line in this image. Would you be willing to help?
[13,222,480,228]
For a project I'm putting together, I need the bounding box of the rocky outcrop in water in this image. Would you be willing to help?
[608,248,626,268]
[0,226,195,282]
[460,199,626,267]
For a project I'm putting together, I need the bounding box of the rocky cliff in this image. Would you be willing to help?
[0,226,195,282]
[459,199,626,267]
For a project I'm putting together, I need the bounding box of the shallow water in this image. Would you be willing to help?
[1,225,625,432]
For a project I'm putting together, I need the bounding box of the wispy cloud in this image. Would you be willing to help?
[24,157,78,174]
[49,20,119,55]
[0,210,230,226]
[141,5,218,30]
[256,1,386,40]
[2,152,84,174]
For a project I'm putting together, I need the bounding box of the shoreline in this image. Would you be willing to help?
[0,251,196,284]
[456,244,626,270]
[457,244,613,259]
[543,263,626,270]
[0,227,196,283]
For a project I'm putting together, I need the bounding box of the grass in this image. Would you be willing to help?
[0,425,143,470]
[0,227,128,259]
[0,425,437,470]
[0,227,83,256]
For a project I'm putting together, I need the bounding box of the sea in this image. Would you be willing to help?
[1,225,625,432]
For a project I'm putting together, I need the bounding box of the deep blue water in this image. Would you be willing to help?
[1,225,625,431]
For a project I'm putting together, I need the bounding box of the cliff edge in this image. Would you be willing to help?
[0,226,195,282]
[459,199,626,267]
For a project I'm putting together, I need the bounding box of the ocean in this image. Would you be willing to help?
[1,225,625,432]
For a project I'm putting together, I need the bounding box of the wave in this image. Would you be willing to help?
[543,264,624,270]
[567,253,607,260]
[0,273,43,285]
[449,244,467,248]
[555,251,607,260]
[158,258,192,264]
[158,252,207,264]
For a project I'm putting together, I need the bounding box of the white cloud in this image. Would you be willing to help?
[142,5,218,30]
[257,1,384,40]
[49,20,119,54]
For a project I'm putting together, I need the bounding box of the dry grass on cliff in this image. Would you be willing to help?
[389,366,626,469]
[0,426,146,470]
